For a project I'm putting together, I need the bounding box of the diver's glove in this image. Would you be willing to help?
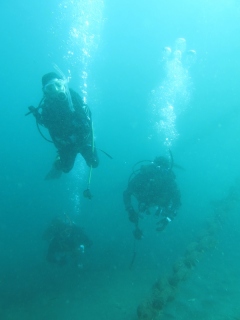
[128,207,138,224]
[27,106,43,123]
[156,217,172,232]
[27,106,39,116]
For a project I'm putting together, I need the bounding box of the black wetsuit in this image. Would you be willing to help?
[45,222,92,266]
[123,163,181,224]
[36,88,98,172]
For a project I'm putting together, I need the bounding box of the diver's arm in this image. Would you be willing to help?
[123,188,132,211]
[27,106,45,126]
[123,189,138,224]
[71,90,94,140]
[70,89,91,120]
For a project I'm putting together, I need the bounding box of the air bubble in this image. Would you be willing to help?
[175,38,186,53]
[185,49,197,67]
[163,46,172,59]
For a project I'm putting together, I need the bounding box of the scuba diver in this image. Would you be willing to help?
[123,155,181,239]
[27,71,99,180]
[43,216,92,267]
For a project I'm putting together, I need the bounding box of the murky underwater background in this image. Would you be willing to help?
[1,0,240,319]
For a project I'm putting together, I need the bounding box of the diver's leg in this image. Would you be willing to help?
[45,147,77,179]
[57,147,77,173]
[80,144,99,168]
[45,153,63,180]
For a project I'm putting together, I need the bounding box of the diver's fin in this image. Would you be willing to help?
[45,166,62,180]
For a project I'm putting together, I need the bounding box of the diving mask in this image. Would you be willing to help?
[43,78,67,101]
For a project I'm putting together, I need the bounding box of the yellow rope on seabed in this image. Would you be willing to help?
[136,178,240,320]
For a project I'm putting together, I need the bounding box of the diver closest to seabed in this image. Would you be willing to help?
[43,216,92,268]
[27,71,99,182]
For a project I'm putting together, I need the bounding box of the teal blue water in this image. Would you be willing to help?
[1,0,240,319]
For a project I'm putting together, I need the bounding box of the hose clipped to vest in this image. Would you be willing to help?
[83,122,95,200]
[83,165,93,199]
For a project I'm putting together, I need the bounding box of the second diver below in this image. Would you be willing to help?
[123,156,181,239]
[43,216,92,268]
[28,72,99,179]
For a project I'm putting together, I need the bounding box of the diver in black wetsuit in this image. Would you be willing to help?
[43,217,92,267]
[28,72,99,179]
[123,156,181,239]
